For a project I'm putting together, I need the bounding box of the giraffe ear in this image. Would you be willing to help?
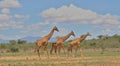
[87,32,90,34]
[54,26,59,32]
[87,32,92,36]
[71,30,75,37]
[54,26,57,28]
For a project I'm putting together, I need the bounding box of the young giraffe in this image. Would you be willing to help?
[68,32,91,55]
[34,26,59,58]
[50,31,75,55]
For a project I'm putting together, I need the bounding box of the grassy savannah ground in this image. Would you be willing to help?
[0,50,120,66]
[0,35,120,66]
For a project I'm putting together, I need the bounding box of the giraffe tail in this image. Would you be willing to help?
[34,42,37,53]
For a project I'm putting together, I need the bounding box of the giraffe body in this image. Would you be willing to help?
[50,31,75,54]
[68,32,91,54]
[34,26,59,58]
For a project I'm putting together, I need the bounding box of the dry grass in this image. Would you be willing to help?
[0,54,120,66]
[0,48,120,66]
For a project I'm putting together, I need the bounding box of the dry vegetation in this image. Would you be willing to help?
[0,49,120,66]
[0,35,120,66]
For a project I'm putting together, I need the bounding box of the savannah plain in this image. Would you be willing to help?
[0,35,120,66]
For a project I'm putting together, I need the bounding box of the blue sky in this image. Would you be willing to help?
[0,0,120,40]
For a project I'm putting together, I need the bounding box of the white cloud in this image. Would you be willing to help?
[0,14,12,21]
[41,4,99,23]
[0,0,21,8]
[1,8,10,14]
[0,34,11,40]
[104,29,112,33]
[14,14,30,19]
[0,0,24,30]
[92,14,120,25]
[52,27,75,40]
[20,21,53,37]
[22,21,50,33]
[118,25,120,28]
[0,21,23,30]
[0,13,24,30]
[0,13,28,30]
[0,2,30,30]
[41,4,120,29]
[0,10,27,30]
[56,28,69,36]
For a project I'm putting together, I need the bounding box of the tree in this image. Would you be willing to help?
[10,47,19,52]
[90,42,96,47]
[119,38,120,43]
[9,40,17,45]
[113,34,118,37]
[97,35,109,54]
[97,35,104,39]
[99,35,108,54]
[17,39,27,44]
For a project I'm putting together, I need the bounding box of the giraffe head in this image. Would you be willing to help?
[86,32,92,36]
[53,26,59,32]
[71,31,75,37]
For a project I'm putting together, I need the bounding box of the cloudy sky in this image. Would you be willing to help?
[0,0,120,40]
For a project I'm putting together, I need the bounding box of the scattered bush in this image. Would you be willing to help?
[10,47,19,52]
[0,44,6,49]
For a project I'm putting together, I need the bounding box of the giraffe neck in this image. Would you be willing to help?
[83,34,88,39]
[62,33,72,41]
[79,34,88,42]
[46,29,55,40]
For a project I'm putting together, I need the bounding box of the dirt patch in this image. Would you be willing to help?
[0,55,120,66]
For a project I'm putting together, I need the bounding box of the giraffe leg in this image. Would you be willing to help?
[75,44,78,53]
[44,45,48,53]
[68,45,73,57]
[68,46,71,57]
[37,49,40,59]
[54,45,57,54]
[44,43,49,59]
[68,46,70,56]
[68,45,74,57]
[77,45,82,57]
[55,45,59,58]
[70,47,73,54]
[75,46,78,54]
[50,47,53,54]
[34,47,37,53]
[35,46,41,59]
[58,46,61,56]
[61,45,66,56]
[34,42,39,52]
[80,48,83,57]
[74,46,77,57]
[50,43,55,54]
[70,46,74,57]
[75,45,80,57]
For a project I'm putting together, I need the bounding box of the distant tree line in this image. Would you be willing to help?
[9,39,27,44]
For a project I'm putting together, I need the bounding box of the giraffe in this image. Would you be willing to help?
[34,26,59,58]
[50,31,75,55]
[68,32,91,56]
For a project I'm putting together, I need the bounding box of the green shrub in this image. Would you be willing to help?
[10,47,19,52]
[0,44,7,49]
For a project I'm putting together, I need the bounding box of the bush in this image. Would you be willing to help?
[10,47,19,52]
[9,40,17,45]
[0,44,6,49]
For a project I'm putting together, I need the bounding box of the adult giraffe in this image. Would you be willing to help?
[34,26,59,58]
[50,31,75,55]
[68,32,91,56]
